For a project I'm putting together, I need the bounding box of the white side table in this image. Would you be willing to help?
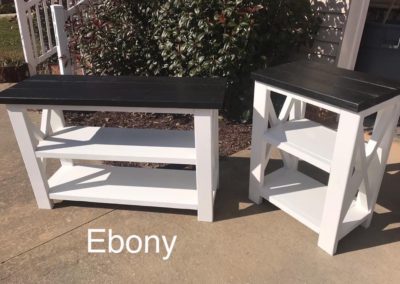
[249,61,400,254]
[0,75,225,222]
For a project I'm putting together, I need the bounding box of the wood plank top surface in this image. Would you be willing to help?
[252,61,400,112]
[0,75,226,109]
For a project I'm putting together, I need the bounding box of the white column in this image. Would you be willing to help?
[249,82,270,204]
[337,0,370,70]
[194,109,214,222]
[7,105,53,209]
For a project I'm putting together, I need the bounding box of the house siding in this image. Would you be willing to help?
[309,0,351,64]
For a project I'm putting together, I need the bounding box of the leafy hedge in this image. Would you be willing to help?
[0,3,15,14]
[69,0,320,120]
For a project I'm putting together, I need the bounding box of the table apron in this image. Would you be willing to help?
[6,104,200,115]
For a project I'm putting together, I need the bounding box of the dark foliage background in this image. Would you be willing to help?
[68,0,320,120]
[0,3,15,14]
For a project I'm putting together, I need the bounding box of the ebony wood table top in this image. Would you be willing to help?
[252,61,400,112]
[0,75,226,109]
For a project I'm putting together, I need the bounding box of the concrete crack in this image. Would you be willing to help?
[0,208,115,272]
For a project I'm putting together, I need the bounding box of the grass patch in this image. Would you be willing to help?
[0,17,24,61]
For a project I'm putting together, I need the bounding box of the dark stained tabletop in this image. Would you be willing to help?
[0,75,226,109]
[252,61,400,112]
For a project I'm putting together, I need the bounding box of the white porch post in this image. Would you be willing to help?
[51,4,73,75]
[337,0,370,70]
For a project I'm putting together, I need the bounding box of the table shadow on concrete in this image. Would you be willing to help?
[52,156,400,254]
[53,156,280,221]
[338,162,400,254]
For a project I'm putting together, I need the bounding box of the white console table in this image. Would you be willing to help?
[249,61,400,255]
[0,75,225,222]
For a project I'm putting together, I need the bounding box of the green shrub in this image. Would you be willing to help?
[69,0,320,120]
[0,3,16,14]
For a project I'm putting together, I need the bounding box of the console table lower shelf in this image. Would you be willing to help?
[48,165,215,210]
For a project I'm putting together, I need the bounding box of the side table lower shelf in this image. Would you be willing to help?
[48,165,214,210]
[260,168,370,238]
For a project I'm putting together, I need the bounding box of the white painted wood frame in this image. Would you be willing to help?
[14,0,88,75]
[249,81,400,255]
[337,0,371,70]
[7,105,53,209]
[51,5,73,75]
[6,104,219,222]
[194,109,218,222]
[14,0,88,172]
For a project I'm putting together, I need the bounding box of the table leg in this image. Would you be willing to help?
[7,105,53,209]
[194,109,215,222]
[212,109,219,191]
[318,111,363,255]
[249,83,270,204]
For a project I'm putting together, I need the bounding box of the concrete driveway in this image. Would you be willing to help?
[0,85,399,283]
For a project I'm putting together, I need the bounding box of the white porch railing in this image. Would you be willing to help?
[14,0,88,75]
[13,0,89,149]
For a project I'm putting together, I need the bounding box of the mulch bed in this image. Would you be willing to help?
[64,111,252,159]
